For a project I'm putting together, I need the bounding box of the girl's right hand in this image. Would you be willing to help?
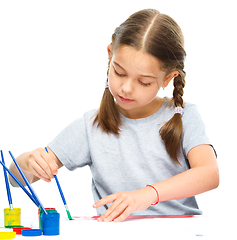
[10,147,62,184]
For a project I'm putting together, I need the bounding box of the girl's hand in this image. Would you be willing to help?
[93,187,157,222]
[21,147,59,182]
[10,147,62,185]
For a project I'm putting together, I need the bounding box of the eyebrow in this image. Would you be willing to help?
[113,61,158,79]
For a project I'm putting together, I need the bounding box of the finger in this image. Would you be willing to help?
[30,156,56,182]
[34,156,54,179]
[93,193,117,209]
[30,148,58,179]
[40,148,58,175]
[42,148,59,175]
[98,196,124,222]
[28,162,52,182]
[113,206,133,222]
[28,149,55,180]
[104,200,129,222]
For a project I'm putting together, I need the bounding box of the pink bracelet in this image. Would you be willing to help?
[146,185,159,205]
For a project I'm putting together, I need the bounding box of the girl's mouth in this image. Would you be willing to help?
[118,95,134,103]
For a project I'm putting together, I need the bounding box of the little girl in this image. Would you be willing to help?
[9,9,219,222]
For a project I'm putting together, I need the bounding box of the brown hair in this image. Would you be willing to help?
[94,9,186,163]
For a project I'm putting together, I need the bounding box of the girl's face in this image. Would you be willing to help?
[108,45,177,119]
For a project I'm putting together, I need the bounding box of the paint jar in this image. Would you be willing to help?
[42,212,60,235]
[4,208,21,227]
[38,208,57,229]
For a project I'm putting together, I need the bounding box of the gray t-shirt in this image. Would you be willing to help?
[48,100,212,216]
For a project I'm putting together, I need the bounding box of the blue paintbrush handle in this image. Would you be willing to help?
[0,159,38,207]
[9,151,47,214]
[1,150,13,209]
[45,147,67,205]
[54,175,67,205]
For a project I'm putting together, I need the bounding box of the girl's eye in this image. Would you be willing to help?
[113,66,151,86]
[114,68,126,77]
[139,80,151,87]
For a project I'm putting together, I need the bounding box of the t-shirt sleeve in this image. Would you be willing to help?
[48,115,91,171]
[182,103,213,157]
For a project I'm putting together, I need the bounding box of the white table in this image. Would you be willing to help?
[0,215,234,239]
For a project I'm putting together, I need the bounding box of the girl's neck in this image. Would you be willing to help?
[117,96,164,119]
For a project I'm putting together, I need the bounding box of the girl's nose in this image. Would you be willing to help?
[121,79,133,94]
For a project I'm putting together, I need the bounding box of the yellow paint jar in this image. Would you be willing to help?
[4,208,21,227]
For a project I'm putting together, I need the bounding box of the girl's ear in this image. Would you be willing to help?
[162,70,179,89]
[107,44,113,61]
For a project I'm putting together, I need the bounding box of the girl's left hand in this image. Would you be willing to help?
[92,187,157,222]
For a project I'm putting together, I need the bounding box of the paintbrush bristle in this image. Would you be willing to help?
[66,210,74,220]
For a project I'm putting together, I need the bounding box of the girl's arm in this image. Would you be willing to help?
[9,147,63,187]
[93,144,219,222]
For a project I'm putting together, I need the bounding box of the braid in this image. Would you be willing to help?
[93,60,121,135]
[159,67,186,164]
[173,66,186,107]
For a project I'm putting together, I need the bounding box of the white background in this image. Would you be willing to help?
[0,0,236,223]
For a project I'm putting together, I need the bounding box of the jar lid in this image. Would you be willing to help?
[0,231,16,239]
[21,229,42,236]
[12,227,31,235]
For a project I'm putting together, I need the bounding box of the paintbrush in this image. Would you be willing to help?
[45,147,74,220]
[0,158,39,207]
[9,151,47,214]
[1,150,13,209]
